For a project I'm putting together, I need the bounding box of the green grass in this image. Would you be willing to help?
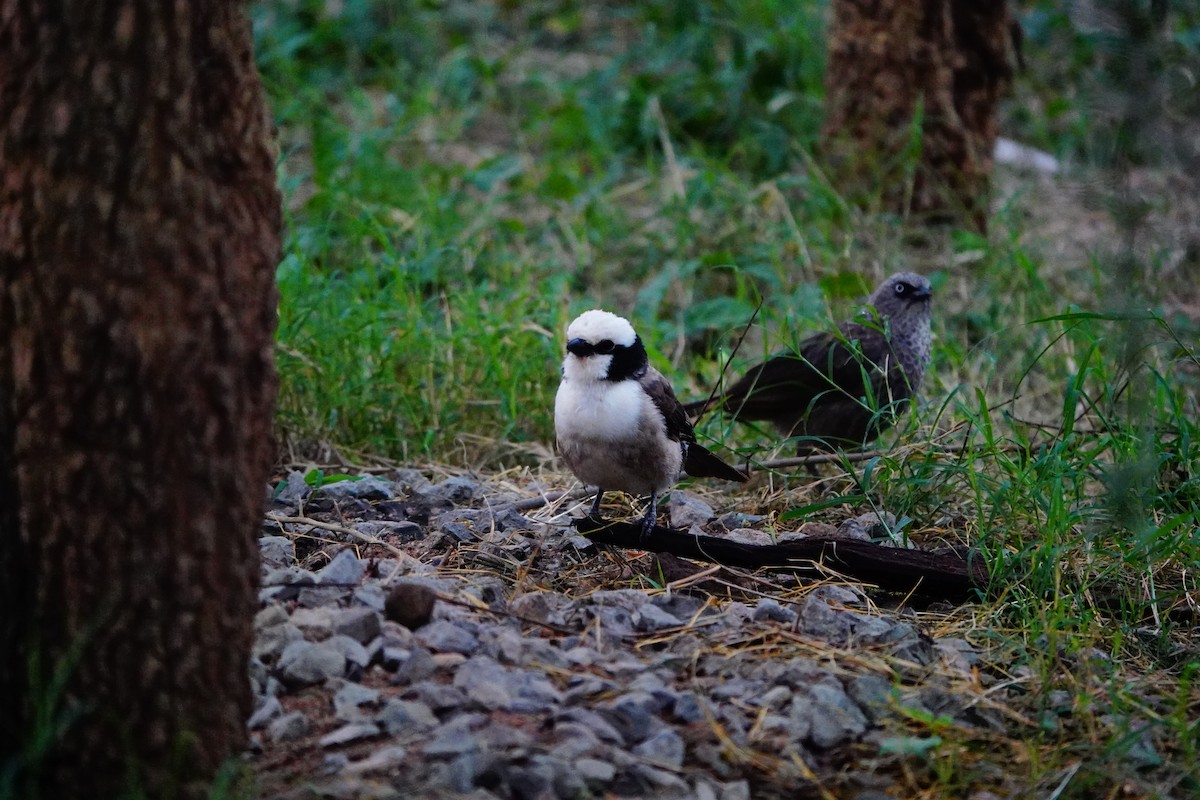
[252,1,1199,796]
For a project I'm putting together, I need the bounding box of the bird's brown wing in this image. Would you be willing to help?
[642,369,747,483]
[640,368,696,445]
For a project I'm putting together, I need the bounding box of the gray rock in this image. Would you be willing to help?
[837,510,900,543]
[326,635,371,672]
[354,584,387,612]
[423,727,480,757]
[847,674,893,723]
[597,692,661,745]
[353,520,425,543]
[248,696,283,730]
[342,745,409,776]
[296,585,350,608]
[419,476,479,507]
[548,724,605,761]
[333,607,383,644]
[806,683,868,749]
[509,591,573,627]
[278,640,346,688]
[632,728,685,768]
[752,598,798,625]
[637,604,682,632]
[670,491,714,528]
[290,606,334,640]
[722,780,751,800]
[392,468,433,495]
[269,710,310,742]
[317,549,366,586]
[320,722,382,748]
[333,682,382,722]
[554,708,625,746]
[507,763,555,799]
[672,692,709,724]
[405,681,467,713]
[379,698,439,734]
[259,536,295,567]
[576,757,617,786]
[273,471,311,507]
[628,763,689,792]
[254,620,303,663]
[754,685,793,710]
[415,620,479,655]
[315,475,395,501]
[387,646,437,684]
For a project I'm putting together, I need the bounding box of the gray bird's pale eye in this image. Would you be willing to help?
[895,283,906,295]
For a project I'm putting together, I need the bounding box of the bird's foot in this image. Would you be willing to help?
[639,513,656,547]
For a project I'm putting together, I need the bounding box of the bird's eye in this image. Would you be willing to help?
[595,340,615,354]
[894,283,907,295]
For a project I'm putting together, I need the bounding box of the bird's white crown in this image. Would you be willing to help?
[565,309,638,347]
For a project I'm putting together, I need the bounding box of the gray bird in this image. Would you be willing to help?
[555,309,746,538]
[684,272,933,456]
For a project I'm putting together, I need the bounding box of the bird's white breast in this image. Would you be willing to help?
[554,377,645,441]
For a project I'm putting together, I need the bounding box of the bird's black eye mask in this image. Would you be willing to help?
[567,338,616,357]
[566,335,647,381]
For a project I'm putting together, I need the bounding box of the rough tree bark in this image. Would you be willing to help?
[821,0,1016,229]
[0,1,279,796]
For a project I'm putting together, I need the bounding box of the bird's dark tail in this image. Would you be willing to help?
[684,443,748,483]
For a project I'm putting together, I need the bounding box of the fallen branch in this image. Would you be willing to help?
[575,517,989,602]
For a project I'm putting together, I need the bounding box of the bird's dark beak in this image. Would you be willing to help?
[566,338,594,357]
[912,286,932,301]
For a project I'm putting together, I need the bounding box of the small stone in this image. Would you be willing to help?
[672,692,709,724]
[389,646,437,684]
[333,682,381,722]
[379,699,439,734]
[259,536,295,567]
[597,692,660,745]
[296,585,349,608]
[278,640,346,688]
[384,583,438,630]
[837,510,900,543]
[752,598,798,625]
[415,620,479,655]
[419,476,480,506]
[254,621,303,663]
[290,606,334,640]
[273,471,311,507]
[754,685,793,710]
[509,591,572,627]
[636,604,682,632]
[423,727,479,757]
[343,745,409,776]
[317,550,366,586]
[320,722,381,748]
[333,607,383,644]
[269,710,309,742]
[314,475,395,501]
[248,696,283,730]
[670,491,714,528]
[807,683,868,749]
[632,728,685,768]
[576,757,616,785]
[721,779,751,800]
[326,635,371,670]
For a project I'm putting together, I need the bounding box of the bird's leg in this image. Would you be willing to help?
[589,490,605,519]
[639,490,658,546]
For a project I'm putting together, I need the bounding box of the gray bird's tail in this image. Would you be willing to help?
[682,396,718,418]
[684,443,747,483]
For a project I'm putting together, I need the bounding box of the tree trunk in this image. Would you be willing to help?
[820,0,1015,230]
[0,2,280,797]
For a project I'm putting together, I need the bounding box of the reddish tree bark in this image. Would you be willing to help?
[0,1,280,796]
[821,0,1015,229]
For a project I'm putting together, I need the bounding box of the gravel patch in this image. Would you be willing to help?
[253,469,1000,798]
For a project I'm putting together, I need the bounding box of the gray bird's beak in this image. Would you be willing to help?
[912,286,932,300]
